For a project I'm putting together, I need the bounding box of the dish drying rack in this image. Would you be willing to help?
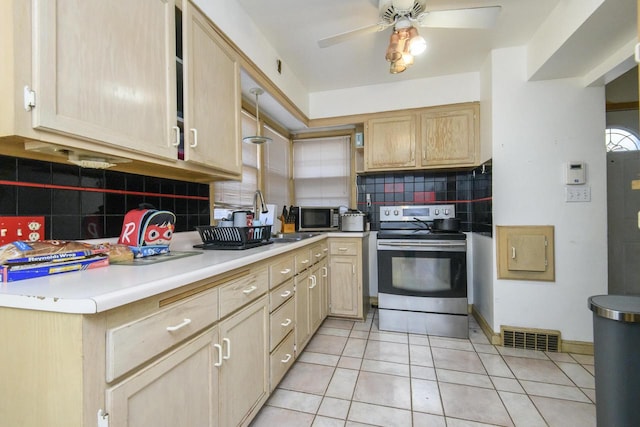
[193,225,273,250]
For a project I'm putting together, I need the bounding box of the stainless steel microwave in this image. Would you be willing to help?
[298,207,340,231]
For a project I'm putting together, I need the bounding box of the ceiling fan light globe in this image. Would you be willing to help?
[409,36,426,55]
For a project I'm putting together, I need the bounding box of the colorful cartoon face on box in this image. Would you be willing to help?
[143,222,174,245]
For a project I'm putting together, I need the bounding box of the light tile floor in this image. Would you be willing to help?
[251,310,596,427]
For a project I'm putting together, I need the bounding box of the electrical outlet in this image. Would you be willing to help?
[366,193,372,207]
[565,186,591,202]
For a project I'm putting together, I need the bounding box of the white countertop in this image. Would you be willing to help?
[0,231,367,314]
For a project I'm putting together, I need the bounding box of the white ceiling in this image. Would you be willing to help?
[233,0,637,131]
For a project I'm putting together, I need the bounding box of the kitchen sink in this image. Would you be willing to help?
[270,232,322,243]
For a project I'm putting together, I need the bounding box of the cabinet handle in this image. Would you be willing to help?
[309,275,317,289]
[301,259,309,264]
[338,247,348,251]
[165,318,191,332]
[636,42,640,63]
[322,266,328,277]
[323,248,328,252]
[315,253,322,258]
[171,126,180,146]
[242,285,258,295]
[281,354,292,363]
[280,290,292,298]
[281,318,292,327]
[222,337,231,360]
[213,343,223,367]
[511,247,516,259]
[189,128,198,148]
[280,268,291,274]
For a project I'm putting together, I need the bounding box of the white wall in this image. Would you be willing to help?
[309,72,480,119]
[491,46,608,342]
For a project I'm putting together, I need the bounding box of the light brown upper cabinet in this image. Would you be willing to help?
[365,114,417,170]
[363,102,479,172]
[1,0,242,181]
[420,103,478,167]
[181,1,242,176]
[30,0,178,160]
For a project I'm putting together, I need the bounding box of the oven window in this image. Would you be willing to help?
[377,249,467,298]
[391,257,450,292]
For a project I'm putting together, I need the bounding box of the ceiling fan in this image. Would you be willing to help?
[318,0,501,48]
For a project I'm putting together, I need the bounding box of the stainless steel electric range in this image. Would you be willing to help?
[376,204,468,339]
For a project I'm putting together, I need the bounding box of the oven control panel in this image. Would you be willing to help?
[379,204,455,222]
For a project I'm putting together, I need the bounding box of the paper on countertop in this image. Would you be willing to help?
[259,204,277,233]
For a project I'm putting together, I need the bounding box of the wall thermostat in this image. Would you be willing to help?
[565,161,586,185]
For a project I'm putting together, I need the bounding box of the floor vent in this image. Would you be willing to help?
[501,326,560,352]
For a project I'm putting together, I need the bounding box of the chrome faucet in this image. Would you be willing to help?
[252,190,269,216]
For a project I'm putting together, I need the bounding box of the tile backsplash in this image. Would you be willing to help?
[0,155,210,241]
[356,162,492,233]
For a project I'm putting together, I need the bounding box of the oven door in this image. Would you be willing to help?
[377,239,467,298]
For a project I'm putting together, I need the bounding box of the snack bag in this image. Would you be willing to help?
[118,204,176,258]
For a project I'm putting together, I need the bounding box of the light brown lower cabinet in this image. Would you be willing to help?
[0,238,364,426]
[328,237,368,320]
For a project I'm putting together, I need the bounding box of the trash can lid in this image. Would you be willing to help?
[589,295,640,323]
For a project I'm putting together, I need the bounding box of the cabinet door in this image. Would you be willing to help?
[329,255,360,318]
[308,264,323,334]
[106,328,218,427]
[319,258,329,323]
[295,270,311,354]
[218,297,269,427]
[420,106,477,167]
[183,1,242,175]
[32,0,177,160]
[365,115,416,170]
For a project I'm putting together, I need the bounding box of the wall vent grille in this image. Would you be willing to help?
[501,326,560,352]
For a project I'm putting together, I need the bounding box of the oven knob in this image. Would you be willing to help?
[384,209,390,216]
[434,209,440,216]
[444,209,450,216]
[393,210,399,216]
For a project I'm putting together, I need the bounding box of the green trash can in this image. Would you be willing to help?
[589,295,640,427]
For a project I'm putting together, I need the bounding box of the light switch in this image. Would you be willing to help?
[565,186,591,202]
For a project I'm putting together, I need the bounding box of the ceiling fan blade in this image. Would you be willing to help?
[318,22,391,48]
[418,6,501,29]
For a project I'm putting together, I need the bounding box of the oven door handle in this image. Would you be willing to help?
[377,241,466,251]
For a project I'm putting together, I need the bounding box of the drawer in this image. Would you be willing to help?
[269,278,294,312]
[270,331,295,392]
[269,255,295,288]
[295,247,313,273]
[269,297,295,351]
[311,242,328,263]
[219,267,269,318]
[106,287,219,382]
[329,240,359,256]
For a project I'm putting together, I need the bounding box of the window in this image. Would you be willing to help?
[606,126,640,152]
[293,136,350,207]
[213,111,258,210]
[263,125,290,211]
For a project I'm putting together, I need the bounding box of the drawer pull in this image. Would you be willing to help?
[323,247,328,252]
[301,259,310,264]
[280,268,292,274]
[315,253,322,258]
[213,344,223,367]
[242,285,258,295]
[222,337,231,360]
[281,354,292,363]
[280,290,292,298]
[281,318,292,327]
[338,247,348,251]
[165,318,191,332]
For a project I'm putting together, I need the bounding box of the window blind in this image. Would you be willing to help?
[293,136,350,207]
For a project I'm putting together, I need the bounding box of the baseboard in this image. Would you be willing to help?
[471,305,501,345]
[561,339,594,355]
